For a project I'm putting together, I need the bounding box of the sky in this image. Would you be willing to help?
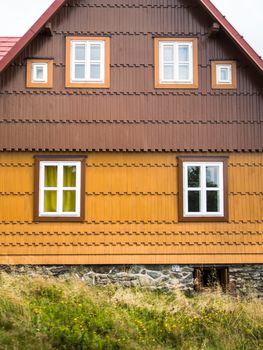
[0,0,262,57]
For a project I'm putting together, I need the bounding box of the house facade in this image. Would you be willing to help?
[0,0,262,294]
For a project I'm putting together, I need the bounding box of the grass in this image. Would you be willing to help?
[0,272,262,350]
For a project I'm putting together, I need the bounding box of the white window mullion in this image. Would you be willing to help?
[183,163,188,216]
[86,42,90,81]
[219,164,224,215]
[75,163,81,214]
[174,44,178,82]
[159,42,163,82]
[200,165,205,215]
[39,163,45,214]
[100,41,105,82]
[57,164,63,215]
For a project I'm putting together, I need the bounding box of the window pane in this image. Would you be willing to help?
[206,166,219,187]
[63,166,76,187]
[163,64,174,80]
[63,191,76,212]
[75,44,86,60]
[44,190,57,212]
[207,191,219,212]
[178,64,190,81]
[220,68,228,81]
[74,64,85,79]
[178,45,189,61]
[90,44,101,60]
[188,166,200,187]
[188,191,200,212]
[44,166,57,187]
[36,67,44,80]
[90,64,101,79]
[163,46,174,61]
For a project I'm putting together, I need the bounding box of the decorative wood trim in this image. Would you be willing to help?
[26,59,53,88]
[33,155,87,222]
[177,156,229,222]
[0,255,262,265]
[65,36,110,88]
[154,38,198,89]
[211,60,237,89]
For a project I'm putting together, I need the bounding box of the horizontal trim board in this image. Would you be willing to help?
[1,191,263,196]
[1,231,263,236]
[65,4,198,9]
[1,119,262,125]
[0,254,262,264]
[1,91,261,96]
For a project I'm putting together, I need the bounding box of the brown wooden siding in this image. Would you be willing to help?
[0,0,262,151]
[0,152,262,264]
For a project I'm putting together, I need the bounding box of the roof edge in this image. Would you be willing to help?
[0,0,66,73]
[199,0,263,73]
[0,0,262,74]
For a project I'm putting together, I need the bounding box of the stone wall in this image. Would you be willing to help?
[228,265,263,297]
[0,264,262,297]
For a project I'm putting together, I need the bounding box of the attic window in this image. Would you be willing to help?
[65,36,110,88]
[211,61,237,89]
[154,38,198,89]
[26,59,53,88]
[32,63,48,83]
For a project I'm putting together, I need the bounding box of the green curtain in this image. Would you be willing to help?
[44,166,57,187]
[43,165,76,213]
[63,166,76,187]
[63,191,76,212]
[44,191,57,212]
[63,166,76,212]
[44,166,57,212]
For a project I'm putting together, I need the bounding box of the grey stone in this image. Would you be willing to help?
[146,270,162,279]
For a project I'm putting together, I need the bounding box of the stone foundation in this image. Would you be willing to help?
[1,264,262,297]
[228,265,263,297]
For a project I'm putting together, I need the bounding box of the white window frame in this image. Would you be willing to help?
[183,162,224,218]
[39,161,81,217]
[159,41,193,84]
[32,63,48,83]
[70,40,105,83]
[216,64,232,84]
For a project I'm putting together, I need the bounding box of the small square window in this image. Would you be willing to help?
[211,61,237,89]
[26,59,53,88]
[34,156,86,222]
[154,38,198,89]
[65,36,110,88]
[178,157,228,222]
[32,63,48,83]
[216,64,232,84]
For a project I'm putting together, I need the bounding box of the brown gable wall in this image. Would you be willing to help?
[0,0,262,151]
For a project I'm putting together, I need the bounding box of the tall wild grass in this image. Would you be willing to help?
[0,272,262,349]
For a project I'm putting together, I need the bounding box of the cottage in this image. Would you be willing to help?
[0,0,262,294]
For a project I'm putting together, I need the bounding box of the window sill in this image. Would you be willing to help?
[178,215,228,223]
[33,216,84,223]
[65,82,110,88]
[155,82,199,89]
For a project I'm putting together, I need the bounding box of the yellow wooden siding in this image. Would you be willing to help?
[0,152,262,264]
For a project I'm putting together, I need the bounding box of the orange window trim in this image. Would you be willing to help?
[211,60,237,89]
[154,38,198,89]
[26,59,53,88]
[65,36,110,88]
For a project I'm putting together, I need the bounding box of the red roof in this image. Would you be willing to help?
[199,0,263,72]
[0,37,20,61]
[0,0,262,73]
